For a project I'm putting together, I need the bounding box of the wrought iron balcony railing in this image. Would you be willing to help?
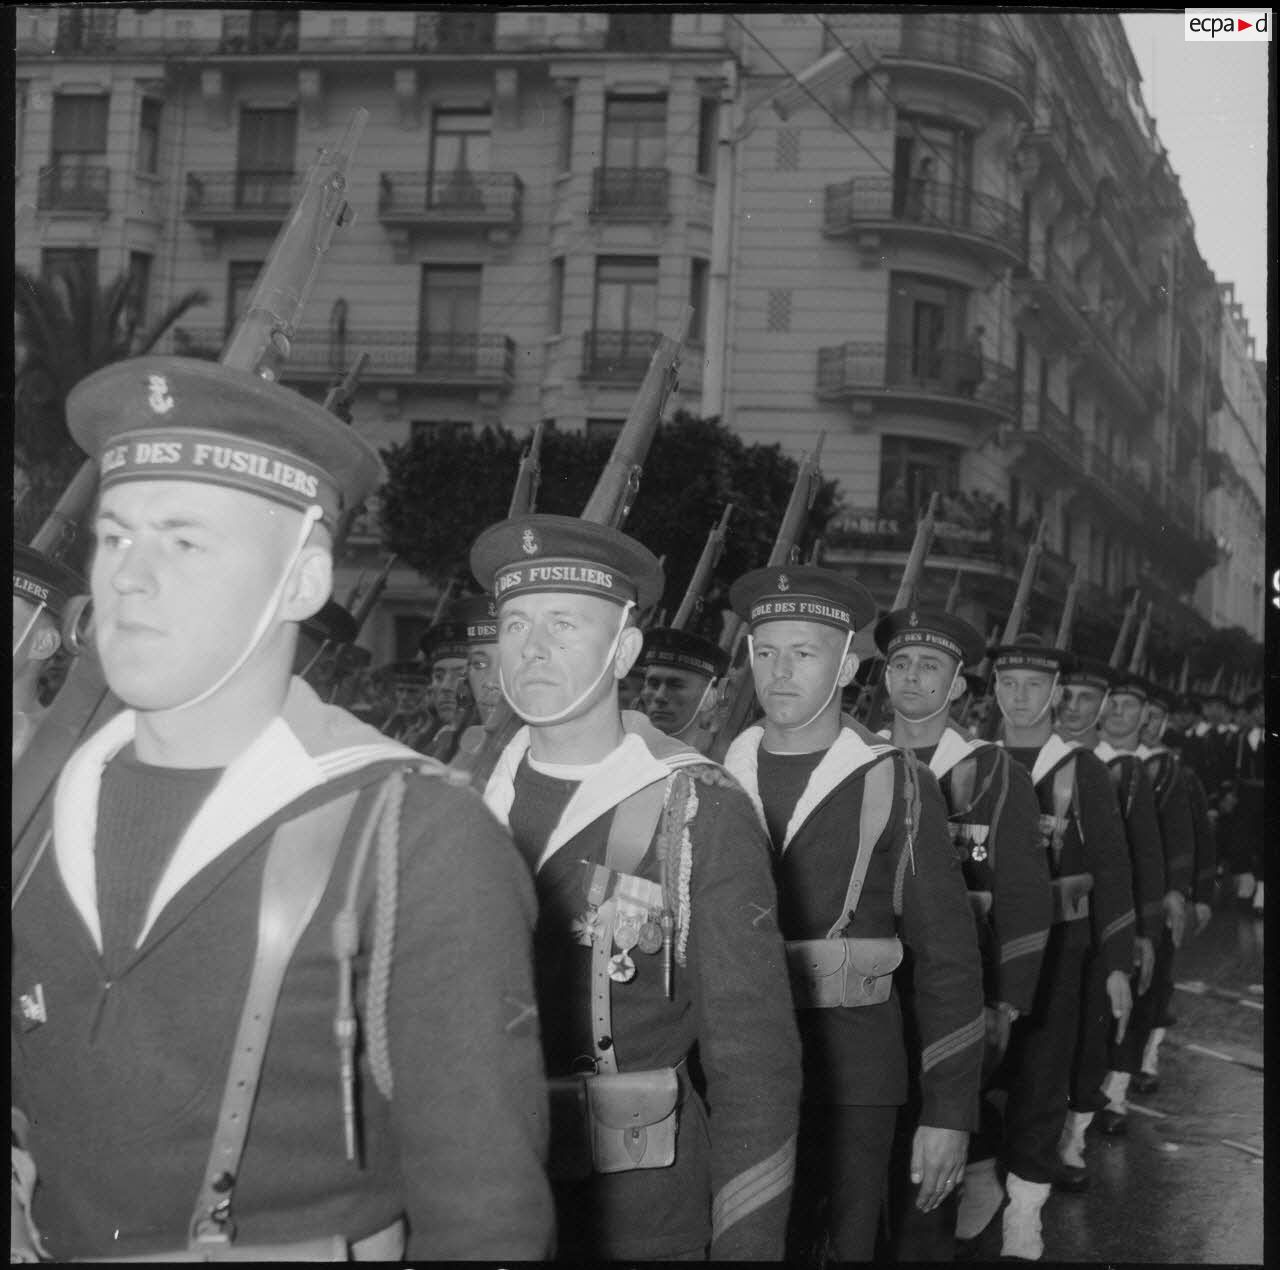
[184,170,299,217]
[377,171,523,223]
[37,160,110,212]
[824,176,1024,264]
[605,13,672,51]
[894,14,1036,107]
[582,329,661,382]
[220,11,299,54]
[414,11,496,53]
[1016,398,1086,468]
[817,340,1017,414]
[590,167,670,219]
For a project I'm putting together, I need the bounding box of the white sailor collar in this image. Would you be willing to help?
[998,731,1082,787]
[482,709,705,873]
[723,721,893,852]
[52,677,421,952]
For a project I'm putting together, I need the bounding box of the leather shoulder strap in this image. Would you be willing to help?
[605,778,670,878]
[827,755,894,938]
[188,789,360,1248]
[948,752,979,818]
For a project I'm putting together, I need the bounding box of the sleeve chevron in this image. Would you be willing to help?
[711,1134,796,1244]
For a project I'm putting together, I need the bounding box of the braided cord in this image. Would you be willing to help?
[366,770,405,1101]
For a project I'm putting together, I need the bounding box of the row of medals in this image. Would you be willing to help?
[575,891,665,983]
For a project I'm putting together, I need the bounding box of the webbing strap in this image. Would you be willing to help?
[826,756,893,939]
[1050,758,1076,865]
[188,791,359,1248]
[590,779,671,1075]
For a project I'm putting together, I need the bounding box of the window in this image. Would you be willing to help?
[549,257,566,335]
[892,114,973,224]
[226,260,264,338]
[138,98,161,175]
[49,94,109,209]
[605,13,672,52]
[557,95,575,174]
[236,108,296,210]
[419,265,482,372]
[878,436,961,519]
[41,247,97,293]
[127,252,152,331]
[887,273,969,390]
[688,259,709,343]
[696,97,718,177]
[410,420,471,445]
[603,96,666,170]
[429,110,490,208]
[588,257,659,379]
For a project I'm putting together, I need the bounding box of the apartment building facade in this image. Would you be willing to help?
[15,8,1252,668]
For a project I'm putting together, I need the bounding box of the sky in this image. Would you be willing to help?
[1120,11,1271,352]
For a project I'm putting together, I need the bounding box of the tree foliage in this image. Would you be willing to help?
[379,411,839,638]
[14,262,210,543]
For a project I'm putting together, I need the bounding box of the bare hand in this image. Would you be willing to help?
[1133,936,1155,996]
[1107,969,1133,1044]
[911,1124,970,1213]
[984,1005,1013,1060]
[1194,902,1212,935]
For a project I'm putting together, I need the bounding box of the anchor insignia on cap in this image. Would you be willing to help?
[147,375,174,415]
[777,572,790,593]
[521,528,539,556]
[909,611,919,627]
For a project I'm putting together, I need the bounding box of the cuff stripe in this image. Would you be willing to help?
[922,1013,986,1073]
[1101,910,1136,944]
[711,1134,796,1242]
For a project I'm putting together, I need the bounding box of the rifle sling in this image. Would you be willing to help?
[189,790,360,1248]
[826,754,894,938]
[590,778,670,1074]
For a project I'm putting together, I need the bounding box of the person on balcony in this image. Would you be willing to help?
[957,326,986,398]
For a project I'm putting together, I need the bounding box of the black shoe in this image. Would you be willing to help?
[1051,1161,1090,1193]
[955,1205,1004,1261]
[1095,1108,1128,1136]
[1132,1071,1159,1096]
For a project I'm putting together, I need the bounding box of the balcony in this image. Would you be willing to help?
[582,329,661,383]
[605,12,672,52]
[1076,317,1158,420]
[219,11,299,55]
[37,160,110,214]
[377,172,523,248]
[823,176,1024,271]
[1011,244,1092,348]
[172,326,516,392]
[590,167,670,220]
[1085,209,1153,311]
[885,14,1035,120]
[414,11,496,53]
[183,170,299,234]
[1018,112,1095,210]
[1011,398,1088,480]
[816,341,1017,427]
[54,8,118,54]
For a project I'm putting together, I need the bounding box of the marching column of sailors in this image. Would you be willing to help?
[13,467,1259,1260]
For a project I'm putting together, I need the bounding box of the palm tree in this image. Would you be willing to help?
[14,261,210,544]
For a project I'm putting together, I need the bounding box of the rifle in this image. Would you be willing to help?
[670,504,733,631]
[977,518,1047,742]
[1177,655,1190,696]
[351,553,397,637]
[580,309,693,529]
[1108,591,1141,670]
[708,437,827,762]
[508,421,545,518]
[1207,665,1225,696]
[1127,601,1153,675]
[13,110,368,853]
[1054,562,1084,651]
[323,350,369,424]
[859,493,941,729]
[807,537,826,567]
[450,311,693,787]
[944,566,964,615]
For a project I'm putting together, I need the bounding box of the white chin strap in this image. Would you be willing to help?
[997,670,1060,730]
[749,628,854,733]
[670,679,717,741]
[1060,689,1110,736]
[500,600,636,727]
[890,665,962,726]
[167,504,324,714]
[13,601,48,659]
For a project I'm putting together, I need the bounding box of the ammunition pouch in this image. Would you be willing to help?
[785,936,904,1010]
[1051,873,1093,924]
[968,889,994,923]
[545,1067,680,1180]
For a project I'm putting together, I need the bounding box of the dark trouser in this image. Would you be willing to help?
[787,1102,899,1264]
[1113,925,1175,1073]
[883,1098,959,1261]
[1068,951,1114,1113]
[996,920,1090,1183]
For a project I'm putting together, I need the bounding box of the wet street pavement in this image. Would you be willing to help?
[964,889,1265,1263]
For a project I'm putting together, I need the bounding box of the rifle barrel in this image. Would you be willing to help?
[671,504,733,631]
